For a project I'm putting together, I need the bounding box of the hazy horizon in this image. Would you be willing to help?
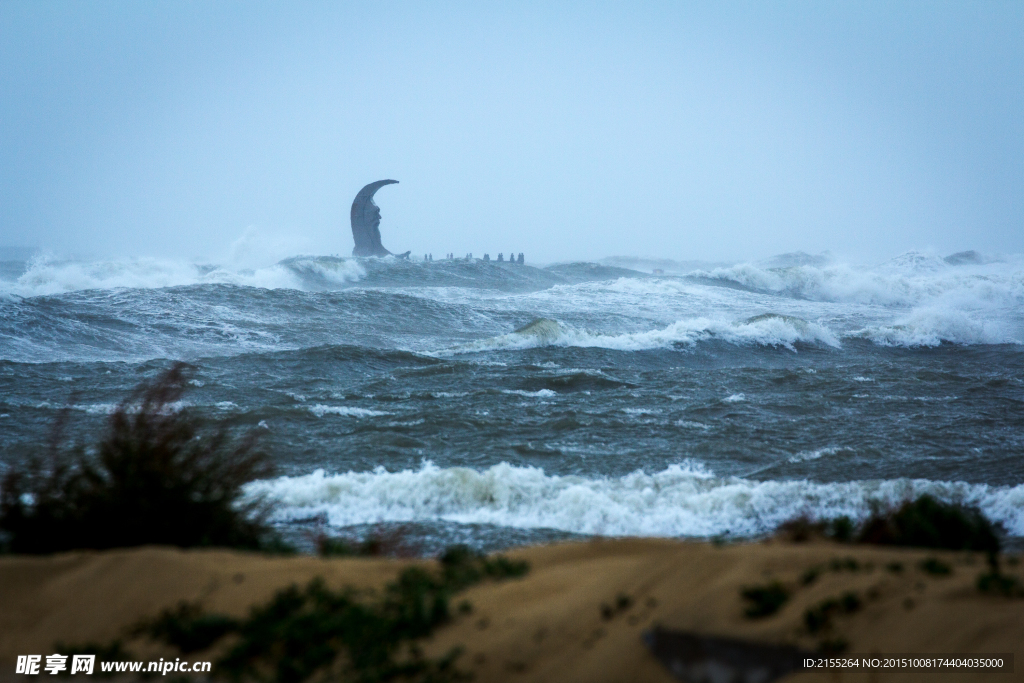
[2,1,1021,265]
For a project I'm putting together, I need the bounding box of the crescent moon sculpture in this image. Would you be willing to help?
[350,179,407,258]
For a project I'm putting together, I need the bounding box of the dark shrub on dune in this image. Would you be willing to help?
[0,363,277,553]
[775,495,1002,559]
[856,494,1001,555]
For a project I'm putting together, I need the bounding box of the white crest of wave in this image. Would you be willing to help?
[693,251,1024,307]
[859,306,1018,347]
[3,228,367,297]
[450,314,840,354]
[689,251,1024,347]
[307,405,389,418]
[502,389,557,398]
[247,461,1024,537]
[5,253,302,296]
[281,257,367,285]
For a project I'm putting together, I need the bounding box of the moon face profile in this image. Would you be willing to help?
[350,179,398,257]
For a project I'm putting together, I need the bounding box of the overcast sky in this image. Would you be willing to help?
[1,1,1021,264]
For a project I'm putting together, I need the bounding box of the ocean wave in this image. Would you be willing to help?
[2,254,307,297]
[278,256,367,287]
[0,251,583,297]
[855,305,1020,347]
[448,314,841,354]
[682,253,1024,347]
[691,251,1024,308]
[247,461,1024,538]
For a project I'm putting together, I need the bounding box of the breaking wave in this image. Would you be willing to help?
[1,254,367,297]
[691,251,1024,306]
[686,253,1024,347]
[249,461,1024,538]
[855,306,1019,347]
[448,314,841,354]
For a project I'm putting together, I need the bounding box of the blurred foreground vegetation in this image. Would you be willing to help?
[748,494,1020,653]
[0,363,280,553]
[61,545,528,682]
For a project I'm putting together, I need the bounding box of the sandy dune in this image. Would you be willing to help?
[1,538,1020,682]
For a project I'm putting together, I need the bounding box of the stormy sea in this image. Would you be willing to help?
[1,249,1022,553]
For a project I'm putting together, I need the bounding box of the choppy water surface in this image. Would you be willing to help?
[1,250,1022,551]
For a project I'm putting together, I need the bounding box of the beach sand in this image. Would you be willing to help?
[1,538,1020,682]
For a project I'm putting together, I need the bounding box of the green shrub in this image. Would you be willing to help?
[740,582,790,619]
[829,516,854,542]
[857,495,1000,554]
[977,571,1024,598]
[0,363,278,553]
[919,558,952,576]
[775,515,856,543]
[800,566,822,586]
[774,517,823,543]
[318,536,360,557]
[803,591,861,634]
[317,526,425,559]
[212,576,462,682]
[104,548,529,682]
[774,496,1002,557]
[131,602,240,654]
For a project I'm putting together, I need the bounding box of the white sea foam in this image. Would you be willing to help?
[688,252,1024,347]
[247,461,1024,538]
[281,257,367,286]
[675,420,711,430]
[4,254,297,296]
[31,400,190,415]
[693,252,1022,306]
[307,405,389,418]
[449,314,841,354]
[787,446,854,463]
[2,252,366,297]
[856,306,1017,347]
[502,389,557,398]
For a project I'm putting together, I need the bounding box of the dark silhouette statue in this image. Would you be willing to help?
[350,180,409,258]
